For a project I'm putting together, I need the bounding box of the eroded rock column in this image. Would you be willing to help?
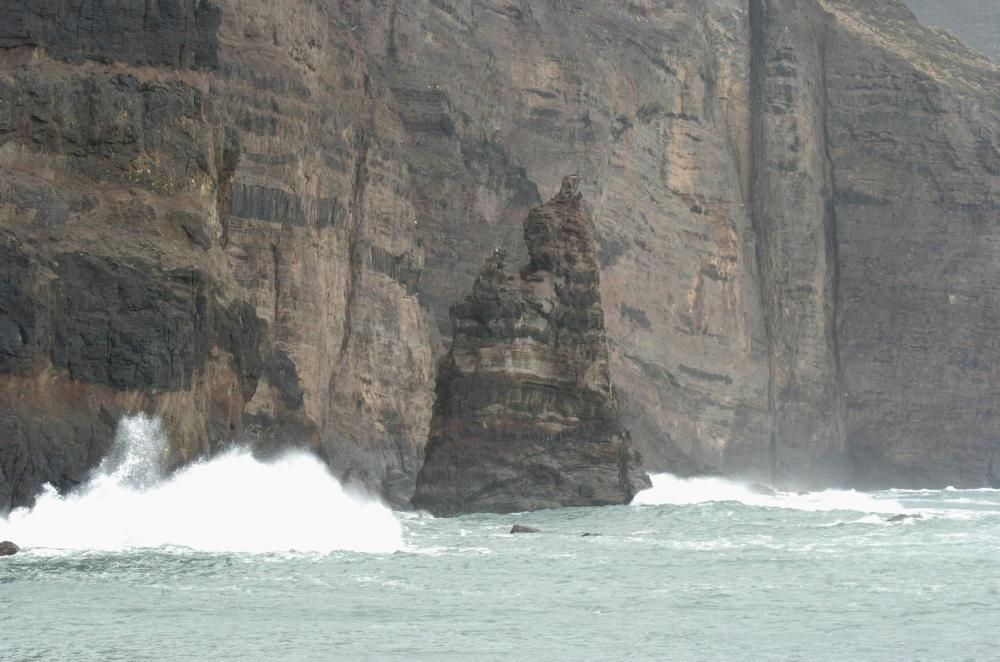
[411,177,650,515]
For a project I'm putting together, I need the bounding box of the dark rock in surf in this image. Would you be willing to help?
[748,483,777,497]
[988,453,1000,489]
[510,525,541,534]
[411,178,650,516]
[886,513,923,523]
[0,541,19,556]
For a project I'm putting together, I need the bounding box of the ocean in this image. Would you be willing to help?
[2,416,998,661]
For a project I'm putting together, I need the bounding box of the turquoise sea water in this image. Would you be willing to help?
[2,419,999,661]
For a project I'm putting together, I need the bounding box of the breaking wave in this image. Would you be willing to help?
[631,473,906,514]
[0,414,403,555]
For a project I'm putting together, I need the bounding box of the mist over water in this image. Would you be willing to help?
[633,473,908,513]
[94,414,170,488]
[0,414,403,554]
[3,419,1000,660]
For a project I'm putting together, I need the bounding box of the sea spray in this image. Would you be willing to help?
[4,484,1000,661]
[0,414,404,554]
[95,413,169,487]
[632,473,908,514]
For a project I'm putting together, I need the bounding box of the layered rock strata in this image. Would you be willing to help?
[3,0,1000,511]
[411,178,650,515]
[0,0,434,510]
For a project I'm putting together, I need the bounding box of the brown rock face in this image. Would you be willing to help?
[411,178,650,515]
[0,0,433,510]
[3,0,1000,511]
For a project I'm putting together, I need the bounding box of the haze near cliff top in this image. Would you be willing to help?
[904,0,1000,62]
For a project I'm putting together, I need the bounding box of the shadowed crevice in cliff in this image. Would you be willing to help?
[749,0,777,487]
[815,6,852,489]
[747,0,851,489]
[411,177,650,516]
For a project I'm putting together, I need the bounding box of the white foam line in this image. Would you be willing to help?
[632,474,907,514]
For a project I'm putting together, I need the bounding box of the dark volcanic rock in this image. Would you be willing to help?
[0,233,268,511]
[0,0,221,68]
[748,484,777,497]
[510,525,541,534]
[0,541,18,556]
[886,514,923,523]
[989,454,1000,489]
[411,178,651,516]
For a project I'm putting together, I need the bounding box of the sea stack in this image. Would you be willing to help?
[411,177,650,516]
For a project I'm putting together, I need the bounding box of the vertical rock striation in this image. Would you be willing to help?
[0,0,434,510]
[749,0,851,487]
[412,177,650,515]
[3,0,1000,510]
[820,0,1000,487]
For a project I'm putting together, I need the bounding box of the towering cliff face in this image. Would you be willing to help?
[2,0,1000,511]
[0,0,435,510]
[412,177,650,515]
[821,0,1000,487]
[749,0,850,486]
[342,0,777,486]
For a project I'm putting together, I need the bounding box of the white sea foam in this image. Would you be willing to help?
[631,473,906,514]
[0,414,403,554]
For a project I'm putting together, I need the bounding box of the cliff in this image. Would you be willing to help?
[411,177,650,515]
[3,0,1000,511]
[0,0,435,510]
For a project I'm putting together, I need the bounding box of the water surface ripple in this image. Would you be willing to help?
[3,474,998,661]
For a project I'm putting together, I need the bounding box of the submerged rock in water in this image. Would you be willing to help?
[510,525,541,534]
[411,178,650,516]
[0,541,19,556]
[886,513,923,523]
